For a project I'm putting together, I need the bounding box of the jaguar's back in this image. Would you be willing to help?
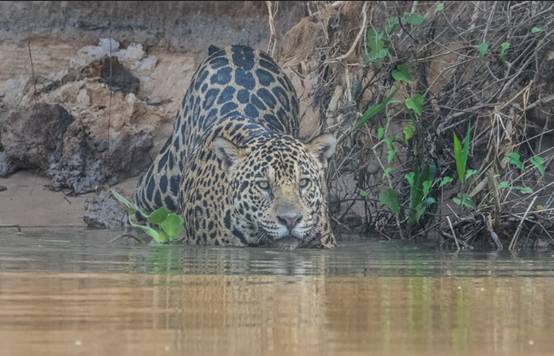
[135,45,300,214]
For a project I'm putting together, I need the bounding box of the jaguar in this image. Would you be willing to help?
[134,45,336,248]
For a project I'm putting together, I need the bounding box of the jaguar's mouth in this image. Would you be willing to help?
[268,235,304,250]
[256,226,317,249]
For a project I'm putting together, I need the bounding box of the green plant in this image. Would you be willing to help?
[438,176,454,188]
[478,42,489,58]
[405,164,437,224]
[401,12,425,26]
[452,193,476,209]
[530,155,545,176]
[111,189,184,244]
[379,188,400,215]
[392,63,412,83]
[499,41,510,61]
[452,125,476,209]
[365,29,389,64]
[354,87,398,130]
[403,123,415,143]
[453,126,471,184]
[405,94,424,117]
[507,151,524,170]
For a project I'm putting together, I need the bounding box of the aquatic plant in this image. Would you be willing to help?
[111,189,184,244]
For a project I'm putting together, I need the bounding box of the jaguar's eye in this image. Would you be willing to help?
[299,178,310,189]
[257,180,270,191]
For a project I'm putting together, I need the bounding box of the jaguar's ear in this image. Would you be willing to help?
[306,133,336,168]
[213,137,244,170]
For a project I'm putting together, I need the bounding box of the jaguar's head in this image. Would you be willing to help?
[213,133,336,247]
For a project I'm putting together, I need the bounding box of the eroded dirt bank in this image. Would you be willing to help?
[0,2,318,229]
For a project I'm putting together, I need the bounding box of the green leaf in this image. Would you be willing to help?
[377,127,385,140]
[465,169,478,180]
[374,49,390,61]
[405,172,416,187]
[147,207,170,224]
[354,87,398,130]
[499,41,510,61]
[453,193,476,209]
[422,179,432,196]
[530,155,545,176]
[384,137,395,163]
[402,12,425,26]
[453,133,464,183]
[385,16,399,33]
[383,167,393,179]
[356,103,384,129]
[498,181,510,189]
[415,204,427,222]
[435,2,444,14]
[507,151,524,170]
[462,126,471,170]
[139,225,167,243]
[515,186,533,194]
[366,29,389,62]
[403,123,415,143]
[160,213,184,240]
[407,164,434,224]
[128,214,168,243]
[405,94,424,117]
[358,188,369,198]
[478,42,489,58]
[379,188,401,215]
[438,176,454,188]
[531,26,543,34]
[392,63,412,83]
[453,126,471,184]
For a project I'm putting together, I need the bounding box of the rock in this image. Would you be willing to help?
[60,55,140,95]
[115,43,145,63]
[0,103,73,172]
[76,89,90,107]
[83,190,127,229]
[70,38,120,68]
[69,38,152,75]
[0,184,6,192]
[99,38,120,54]
[0,39,169,195]
[146,96,162,106]
[0,76,31,111]
[48,112,154,194]
[136,55,158,71]
[0,152,16,177]
[100,56,140,94]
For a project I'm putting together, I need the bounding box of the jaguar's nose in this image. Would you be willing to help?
[277,213,303,231]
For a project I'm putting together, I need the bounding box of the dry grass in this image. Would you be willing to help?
[274,1,554,250]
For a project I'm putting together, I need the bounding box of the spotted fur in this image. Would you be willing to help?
[134,45,336,248]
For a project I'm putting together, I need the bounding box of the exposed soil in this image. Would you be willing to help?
[0,171,137,227]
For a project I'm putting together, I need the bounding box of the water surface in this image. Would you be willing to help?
[1,227,553,356]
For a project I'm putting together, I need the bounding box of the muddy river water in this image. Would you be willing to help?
[0,228,553,356]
